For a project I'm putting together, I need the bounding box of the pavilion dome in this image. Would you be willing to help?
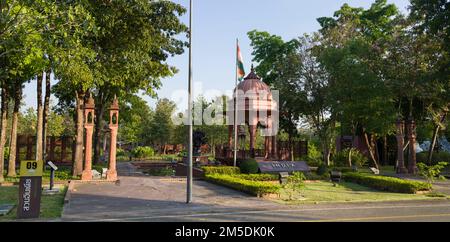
[228,65,277,117]
[235,67,271,94]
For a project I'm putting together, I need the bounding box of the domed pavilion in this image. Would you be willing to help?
[226,66,279,160]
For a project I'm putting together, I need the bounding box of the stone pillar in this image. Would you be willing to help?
[106,97,119,181]
[81,95,95,180]
[407,118,418,174]
[396,119,408,174]
[248,125,257,158]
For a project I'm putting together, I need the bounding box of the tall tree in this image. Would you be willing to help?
[248,30,304,160]
[7,79,23,176]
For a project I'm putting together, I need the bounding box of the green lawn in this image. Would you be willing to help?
[0,185,67,221]
[275,181,448,204]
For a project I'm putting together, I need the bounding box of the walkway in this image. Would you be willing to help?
[61,162,450,222]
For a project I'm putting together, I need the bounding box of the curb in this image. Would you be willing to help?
[63,179,120,205]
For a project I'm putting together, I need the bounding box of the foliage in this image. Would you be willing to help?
[119,94,154,144]
[417,162,448,185]
[144,167,174,176]
[304,171,329,180]
[202,166,240,176]
[417,152,450,165]
[116,148,127,157]
[316,164,329,176]
[332,148,368,167]
[282,172,306,200]
[204,174,281,197]
[17,107,72,137]
[141,98,176,147]
[232,173,278,181]
[131,146,155,159]
[239,158,259,174]
[302,142,323,166]
[343,172,432,193]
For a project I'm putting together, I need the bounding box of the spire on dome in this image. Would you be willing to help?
[244,64,260,80]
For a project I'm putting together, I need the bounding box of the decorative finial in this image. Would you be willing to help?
[251,64,254,72]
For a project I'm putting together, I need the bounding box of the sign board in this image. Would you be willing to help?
[17,160,42,219]
[20,160,43,177]
[257,161,310,173]
[47,161,58,171]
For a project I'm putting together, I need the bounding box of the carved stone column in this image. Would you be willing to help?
[396,119,408,174]
[81,95,95,180]
[407,118,418,174]
[106,97,119,181]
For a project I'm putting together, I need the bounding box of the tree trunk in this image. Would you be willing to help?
[72,90,85,176]
[0,86,9,182]
[7,86,22,177]
[348,148,353,167]
[428,113,447,164]
[372,135,380,164]
[36,72,44,161]
[288,133,293,161]
[363,131,379,170]
[93,103,104,165]
[42,68,51,162]
[322,140,330,166]
[383,135,388,166]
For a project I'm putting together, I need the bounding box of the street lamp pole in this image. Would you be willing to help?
[186,0,193,204]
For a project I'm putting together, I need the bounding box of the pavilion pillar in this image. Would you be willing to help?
[248,125,257,158]
[395,119,408,174]
[407,118,418,174]
[106,97,119,181]
[81,95,95,181]
[272,135,278,160]
[264,137,269,159]
[227,125,233,158]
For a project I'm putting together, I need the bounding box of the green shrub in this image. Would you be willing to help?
[317,164,328,176]
[204,174,280,196]
[233,173,278,181]
[332,167,356,173]
[239,158,259,174]
[343,172,431,193]
[305,172,329,180]
[131,146,155,159]
[282,172,306,200]
[301,142,323,166]
[417,152,450,165]
[202,166,240,175]
[333,148,368,167]
[417,162,448,185]
[116,148,126,157]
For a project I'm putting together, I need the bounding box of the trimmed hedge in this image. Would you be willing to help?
[239,158,259,174]
[202,166,240,175]
[343,172,431,194]
[233,173,278,181]
[204,174,281,196]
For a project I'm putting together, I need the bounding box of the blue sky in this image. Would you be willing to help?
[22,0,410,111]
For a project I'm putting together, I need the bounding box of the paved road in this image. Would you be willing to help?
[62,167,450,222]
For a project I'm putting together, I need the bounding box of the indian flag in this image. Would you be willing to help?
[237,42,245,81]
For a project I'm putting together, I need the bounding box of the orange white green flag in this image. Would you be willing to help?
[237,41,245,81]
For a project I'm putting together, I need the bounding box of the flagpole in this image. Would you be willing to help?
[234,38,238,167]
[186,0,193,204]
